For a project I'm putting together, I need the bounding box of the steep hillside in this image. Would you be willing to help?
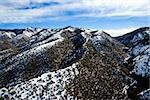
[116,27,150,99]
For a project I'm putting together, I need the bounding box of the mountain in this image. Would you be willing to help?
[116,27,150,77]
[0,26,149,99]
[116,27,150,99]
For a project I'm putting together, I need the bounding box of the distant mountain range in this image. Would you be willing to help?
[0,26,149,99]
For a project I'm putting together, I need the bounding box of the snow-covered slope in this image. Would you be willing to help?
[131,46,150,77]
[116,27,150,99]
[116,27,150,77]
[0,63,78,99]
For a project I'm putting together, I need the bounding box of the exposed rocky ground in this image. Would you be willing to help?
[0,26,149,100]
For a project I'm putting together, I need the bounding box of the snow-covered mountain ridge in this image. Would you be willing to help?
[0,26,149,99]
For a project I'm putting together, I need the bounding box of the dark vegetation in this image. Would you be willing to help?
[66,40,129,99]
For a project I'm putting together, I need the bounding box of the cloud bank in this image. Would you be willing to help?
[0,0,149,23]
[104,27,137,37]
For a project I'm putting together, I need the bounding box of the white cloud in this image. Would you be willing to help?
[67,0,150,17]
[0,0,149,23]
[104,27,137,37]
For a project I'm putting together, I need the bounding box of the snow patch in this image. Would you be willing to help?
[139,89,150,100]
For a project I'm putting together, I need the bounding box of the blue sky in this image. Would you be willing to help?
[0,0,149,36]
